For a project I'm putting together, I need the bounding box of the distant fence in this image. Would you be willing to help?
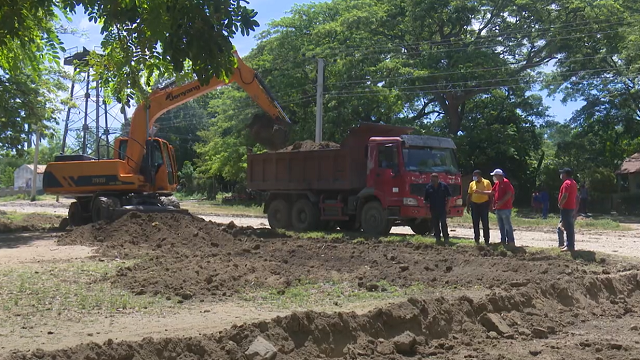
[0,187,44,197]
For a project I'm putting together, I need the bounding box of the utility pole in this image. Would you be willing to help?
[81,70,91,154]
[95,78,100,158]
[30,130,40,202]
[315,58,325,143]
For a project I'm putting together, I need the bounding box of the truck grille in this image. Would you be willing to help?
[410,183,461,197]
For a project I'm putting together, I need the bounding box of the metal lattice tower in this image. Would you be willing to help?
[60,47,129,159]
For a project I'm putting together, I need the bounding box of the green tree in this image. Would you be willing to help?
[252,0,624,135]
[1,0,260,105]
[154,95,210,171]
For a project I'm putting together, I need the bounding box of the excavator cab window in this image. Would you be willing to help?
[160,141,175,185]
[117,139,128,160]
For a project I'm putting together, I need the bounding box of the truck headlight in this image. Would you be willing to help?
[455,198,463,206]
[403,198,419,206]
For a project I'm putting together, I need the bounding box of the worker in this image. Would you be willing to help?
[466,170,492,245]
[475,169,515,245]
[539,186,550,219]
[558,168,579,252]
[579,183,589,216]
[424,173,451,245]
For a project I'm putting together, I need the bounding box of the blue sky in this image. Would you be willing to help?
[57,0,582,123]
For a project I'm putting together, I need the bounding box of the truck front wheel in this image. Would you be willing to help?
[267,199,291,230]
[291,199,320,232]
[361,201,392,236]
[410,219,432,235]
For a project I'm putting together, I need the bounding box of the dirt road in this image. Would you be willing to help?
[2,200,639,258]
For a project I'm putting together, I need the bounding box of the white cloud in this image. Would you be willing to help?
[78,17,99,30]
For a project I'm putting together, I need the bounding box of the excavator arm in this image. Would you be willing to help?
[124,51,291,175]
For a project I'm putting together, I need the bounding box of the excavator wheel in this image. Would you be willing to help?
[91,196,120,223]
[160,196,181,209]
[68,201,84,227]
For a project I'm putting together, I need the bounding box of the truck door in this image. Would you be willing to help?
[369,143,403,207]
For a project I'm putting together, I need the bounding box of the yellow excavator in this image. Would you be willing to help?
[43,51,291,226]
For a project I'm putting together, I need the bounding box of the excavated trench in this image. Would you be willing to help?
[7,212,640,359]
[6,272,640,360]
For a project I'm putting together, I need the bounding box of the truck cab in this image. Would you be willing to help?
[366,135,464,235]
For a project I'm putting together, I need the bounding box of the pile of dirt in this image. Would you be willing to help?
[278,140,340,151]
[55,212,632,301]
[0,213,65,233]
[8,271,640,359]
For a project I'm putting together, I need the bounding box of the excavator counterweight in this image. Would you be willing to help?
[43,50,292,227]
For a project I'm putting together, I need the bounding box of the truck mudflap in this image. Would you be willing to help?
[399,205,465,219]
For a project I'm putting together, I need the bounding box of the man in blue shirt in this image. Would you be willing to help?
[424,173,451,244]
[539,186,549,219]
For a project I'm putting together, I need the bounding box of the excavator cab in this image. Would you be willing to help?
[113,137,178,193]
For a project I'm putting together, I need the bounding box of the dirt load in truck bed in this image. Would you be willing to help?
[277,140,340,151]
[55,212,634,302]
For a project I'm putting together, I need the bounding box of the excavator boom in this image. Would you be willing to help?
[125,51,291,174]
[42,50,292,228]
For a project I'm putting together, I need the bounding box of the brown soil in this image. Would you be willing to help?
[55,212,634,302]
[7,271,640,359]
[0,212,65,233]
[278,140,340,151]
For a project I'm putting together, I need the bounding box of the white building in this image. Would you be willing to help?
[13,164,46,190]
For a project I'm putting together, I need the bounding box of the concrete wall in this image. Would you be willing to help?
[13,165,43,190]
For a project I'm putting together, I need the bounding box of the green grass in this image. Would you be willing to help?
[241,279,425,309]
[180,200,264,217]
[0,194,57,202]
[280,229,474,247]
[0,260,168,316]
[0,211,28,222]
[447,208,629,231]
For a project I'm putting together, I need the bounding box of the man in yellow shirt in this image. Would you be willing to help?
[467,170,492,245]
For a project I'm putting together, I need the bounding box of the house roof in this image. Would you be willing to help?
[20,164,47,174]
[617,152,640,174]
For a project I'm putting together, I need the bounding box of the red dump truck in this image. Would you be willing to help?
[247,123,465,236]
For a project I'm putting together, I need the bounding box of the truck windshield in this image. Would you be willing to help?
[402,147,459,174]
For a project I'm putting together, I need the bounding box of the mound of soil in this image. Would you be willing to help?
[55,212,629,302]
[0,213,65,233]
[278,140,340,151]
[8,272,640,359]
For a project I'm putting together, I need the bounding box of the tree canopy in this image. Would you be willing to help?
[0,0,260,155]
[188,0,637,206]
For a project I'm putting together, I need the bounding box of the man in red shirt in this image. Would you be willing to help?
[475,168,515,245]
[558,168,580,252]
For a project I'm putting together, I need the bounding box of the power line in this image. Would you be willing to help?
[326,66,634,93]
[324,53,632,86]
[316,17,636,56]
[323,74,640,97]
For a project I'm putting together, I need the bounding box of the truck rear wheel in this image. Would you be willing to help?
[410,219,432,235]
[291,199,320,232]
[361,201,392,236]
[268,199,291,230]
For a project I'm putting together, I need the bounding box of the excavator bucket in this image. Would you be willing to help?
[247,113,290,151]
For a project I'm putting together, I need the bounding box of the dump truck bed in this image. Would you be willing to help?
[247,147,357,191]
[247,123,414,192]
